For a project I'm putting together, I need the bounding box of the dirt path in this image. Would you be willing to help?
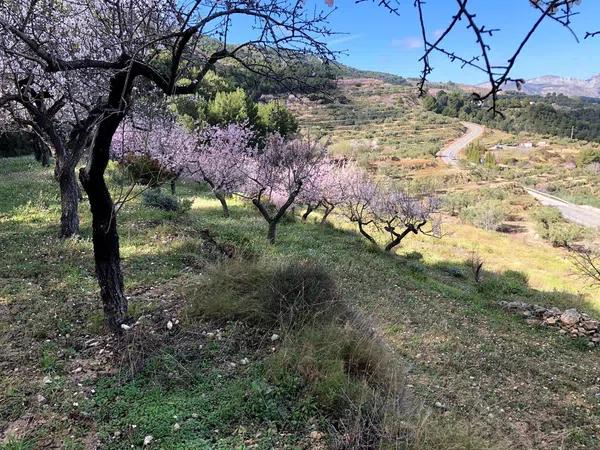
[525,188,600,229]
[437,122,485,166]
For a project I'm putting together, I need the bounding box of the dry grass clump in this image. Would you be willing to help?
[184,257,415,448]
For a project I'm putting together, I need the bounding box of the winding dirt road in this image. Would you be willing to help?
[525,188,600,229]
[437,122,485,166]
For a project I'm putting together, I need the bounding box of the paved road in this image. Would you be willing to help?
[437,122,485,166]
[525,188,600,229]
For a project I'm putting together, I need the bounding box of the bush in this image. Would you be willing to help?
[142,188,181,212]
[460,200,507,231]
[119,154,175,187]
[479,269,529,296]
[0,131,33,158]
[578,148,600,166]
[531,206,584,247]
[185,259,338,327]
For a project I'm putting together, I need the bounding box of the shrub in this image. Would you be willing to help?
[185,259,338,327]
[141,188,180,212]
[578,148,600,166]
[531,206,584,247]
[460,200,507,231]
[119,154,175,187]
[479,269,529,296]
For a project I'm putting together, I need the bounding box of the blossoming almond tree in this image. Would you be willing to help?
[299,159,354,224]
[0,0,335,333]
[111,117,196,192]
[241,134,327,244]
[184,123,255,218]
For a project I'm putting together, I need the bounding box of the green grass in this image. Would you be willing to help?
[2,156,600,449]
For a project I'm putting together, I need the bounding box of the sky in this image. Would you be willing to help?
[314,0,600,84]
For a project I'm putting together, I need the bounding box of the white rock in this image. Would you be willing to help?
[167,321,173,330]
[120,323,131,331]
[143,435,153,446]
[173,423,180,431]
[560,309,581,326]
[43,376,52,384]
[270,334,280,342]
[240,358,249,365]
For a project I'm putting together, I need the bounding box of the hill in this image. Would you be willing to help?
[287,77,465,177]
[479,74,600,99]
[2,157,600,449]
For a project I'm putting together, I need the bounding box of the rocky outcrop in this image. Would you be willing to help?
[500,301,600,347]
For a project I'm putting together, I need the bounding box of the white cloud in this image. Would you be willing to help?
[391,36,423,50]
[327,34,364,46]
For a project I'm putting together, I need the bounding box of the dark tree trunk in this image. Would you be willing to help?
[252,185,301,245]
[302,202,319,222]
[81,167,127,333]
[384,226,414,252]
[58,166,80,238]
[214,191,230,218]
[267,221,277,244]
[320,205,334,225]
[40,146,51,167]
[357,221,377,245]
[170,178,177,195]
[78,71,131,334]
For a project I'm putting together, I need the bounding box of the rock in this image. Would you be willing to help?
[166,320,173,330]
[143,435,153,446]
[37,394,47,404]
[43,376,52,384]
[309,431,324,440]
[173,423,180,431]
[582,320,599,331]
[544,316,558,325]
[544,307,562,318]
[560,309,581,326]
[240,358,249,365]
[270,334,280,342]
[120,323,131,331]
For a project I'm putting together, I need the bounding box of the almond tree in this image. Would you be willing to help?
[343,167,440,251]
[374,189,441,252]
[111,117,195,191]
[241,134,327,244]
[298,159,351,224]
[0,0,334,333]
[184,122,255,217]
[0,74,87,237]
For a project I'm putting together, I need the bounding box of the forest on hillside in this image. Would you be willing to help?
[424,90,600,142]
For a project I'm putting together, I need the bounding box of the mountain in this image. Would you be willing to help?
[502,74,600,98]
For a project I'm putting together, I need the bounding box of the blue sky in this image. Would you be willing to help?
[319,0,600,83]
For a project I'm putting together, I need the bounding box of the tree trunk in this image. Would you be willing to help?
[214,191,230,218]
[357,221,377,245]
[267,221,277,245]
[384,225,418,253]
[78,70,131,334]
[81,167,128,333]
[320,206,334,225]
[302,203,319,221]
[58,166,80,238]
[170,178,177,195]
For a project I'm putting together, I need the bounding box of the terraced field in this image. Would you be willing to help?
[289,78,465,176]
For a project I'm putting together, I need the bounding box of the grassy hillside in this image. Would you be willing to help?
[287,78,464,177]
[2,157,600,449]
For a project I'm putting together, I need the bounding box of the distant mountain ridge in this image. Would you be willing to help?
[501,74,600,98]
